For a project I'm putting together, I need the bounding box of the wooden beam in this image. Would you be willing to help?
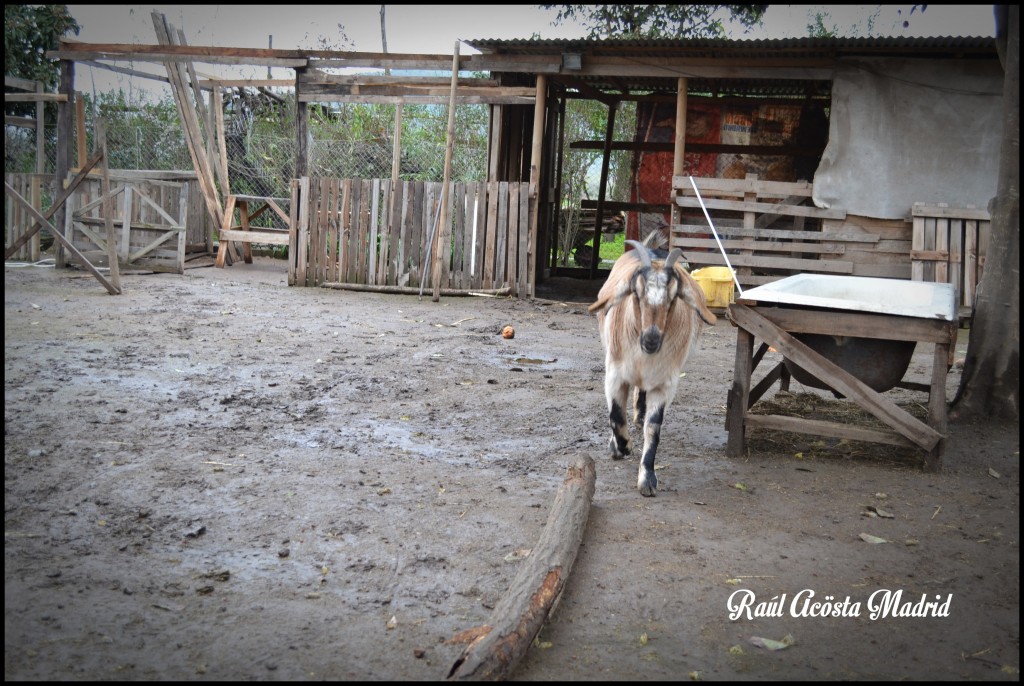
[672,77,688,226]
[3,93,67,103]
[296,93,534,105]
[5,75,40,91]
[527,74,547,297]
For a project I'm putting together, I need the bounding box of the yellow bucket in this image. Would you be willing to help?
[691,267,736,308]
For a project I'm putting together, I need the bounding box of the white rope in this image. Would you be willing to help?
[688,175,743,296]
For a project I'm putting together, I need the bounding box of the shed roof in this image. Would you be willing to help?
[463,36,998,99]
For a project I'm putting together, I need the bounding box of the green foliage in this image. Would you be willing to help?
[541,4,766,39]
[4,5,80,117]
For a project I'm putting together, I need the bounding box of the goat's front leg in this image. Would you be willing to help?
[633,388,647,427]
[637,389,669,497]
[605,376,632,459]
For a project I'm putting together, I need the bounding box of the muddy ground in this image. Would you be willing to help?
[4,257,1019,681]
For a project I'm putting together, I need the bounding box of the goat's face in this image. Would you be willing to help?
[630,266,681,355]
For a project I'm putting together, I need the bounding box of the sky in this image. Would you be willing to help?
[63,4,997,99]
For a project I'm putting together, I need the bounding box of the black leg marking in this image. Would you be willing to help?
[634,389,647,427]
[638,404,665,497]
[609,399,630,458]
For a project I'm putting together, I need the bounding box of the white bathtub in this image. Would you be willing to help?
[738,274,956,321]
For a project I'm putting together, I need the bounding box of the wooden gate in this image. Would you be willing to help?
[292,177,532,296]
[65,172,188,273]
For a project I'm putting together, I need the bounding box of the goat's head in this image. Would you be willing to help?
[600,240,717,354]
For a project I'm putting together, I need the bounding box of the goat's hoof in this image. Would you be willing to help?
[638,470,657,497]
[609,436,630,460]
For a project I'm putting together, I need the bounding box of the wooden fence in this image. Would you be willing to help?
[911,203,991,321]
[5,173,50,262]
[290,177,532,295]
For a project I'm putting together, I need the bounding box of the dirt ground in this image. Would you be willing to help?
[4,256,1019,681]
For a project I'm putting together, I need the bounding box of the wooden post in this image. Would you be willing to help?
[35,80,45,178]
[75,92,87,169]
[431,42,460,302]
[54,56,74,268]
[295,66,309,179]
[526,74,547,297]
[97,119,121,293]
[671,77,688,227]
[589,99,616,280]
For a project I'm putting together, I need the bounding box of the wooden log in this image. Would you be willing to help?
[446,455,596,681]
[321,282,511,297]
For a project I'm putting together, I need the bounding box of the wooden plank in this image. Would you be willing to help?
[912,203,990,220]
[964,218,978,309]
[749,305,956,345]
[678,251,853,273]
[218,229,291,245]
[673,237,846,254]
[934,218,950,285]
[296,177,310,287]
[470,182,485,290]
[483,181,499,288]
[376,180,391,285]
[506,183,520,295]
[451,182,466,289]
[214,195,236,268]
[494,181,508,287]
[387,180,404,285]
[518,182,529,297]
[675,195,845,220]
[97,121,121,291]
[369,178,381,285]
[729,304,942,451]
[358,179,372,284]
[672,224,879,243]
[745,415,918,448]
[674,175,813,198]
[287,179,298,285]
[151,13,223,230]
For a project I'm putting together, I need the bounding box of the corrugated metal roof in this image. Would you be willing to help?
[463,36,996,99]
[465,35,996,57]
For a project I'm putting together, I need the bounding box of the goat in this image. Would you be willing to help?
[588,238,717,496]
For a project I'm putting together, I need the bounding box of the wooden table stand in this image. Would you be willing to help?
[725,303,958,471]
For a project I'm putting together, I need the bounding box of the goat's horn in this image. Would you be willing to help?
[625,240,653,270]
[664,248,684,271]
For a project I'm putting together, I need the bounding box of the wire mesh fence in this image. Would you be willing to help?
[5,95,635,261]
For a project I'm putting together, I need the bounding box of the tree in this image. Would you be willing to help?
[541,4,767,39]
[4,5,80,116]
[950,4,1020,421]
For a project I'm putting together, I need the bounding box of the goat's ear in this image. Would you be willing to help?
[588,280,632,313]
[677,279,718,325]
